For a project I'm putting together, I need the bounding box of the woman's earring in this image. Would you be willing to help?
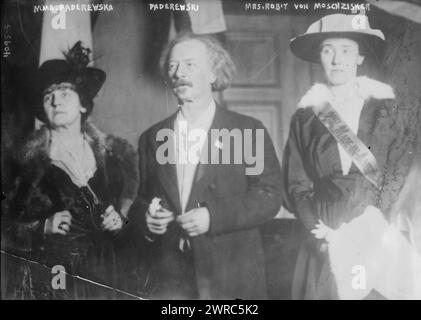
[81,107,87,114]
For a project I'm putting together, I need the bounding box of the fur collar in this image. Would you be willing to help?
[19,120,109,167]
[298,76,395,111]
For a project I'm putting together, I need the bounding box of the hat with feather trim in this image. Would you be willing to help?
[35,41,106,121]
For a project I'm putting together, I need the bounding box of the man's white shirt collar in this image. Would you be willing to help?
[176,99,216,130]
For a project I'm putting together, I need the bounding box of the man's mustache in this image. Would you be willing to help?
[172,79,193,88]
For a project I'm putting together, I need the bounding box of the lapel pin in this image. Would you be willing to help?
[214,139,223,150]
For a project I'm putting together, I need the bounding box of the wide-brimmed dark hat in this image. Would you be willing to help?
[35,41,106,120]
[290,14,386,63]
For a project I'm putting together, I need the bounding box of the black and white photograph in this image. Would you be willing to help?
[1,0,421,304]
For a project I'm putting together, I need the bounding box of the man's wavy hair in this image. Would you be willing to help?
[160,32,236,91]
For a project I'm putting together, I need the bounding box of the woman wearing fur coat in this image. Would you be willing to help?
[3,42,138,299]
[283,14,411,299]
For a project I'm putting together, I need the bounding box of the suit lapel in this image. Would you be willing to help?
[152,113,182,214]
[187,106,226,210]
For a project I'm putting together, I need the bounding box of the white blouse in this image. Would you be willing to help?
[49,133,97,188]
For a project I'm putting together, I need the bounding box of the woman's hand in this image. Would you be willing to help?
[101,205,123,232]
[45,210,72,235]
[311,219,334,242]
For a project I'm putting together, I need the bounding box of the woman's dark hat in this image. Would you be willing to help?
[38,41,106,98]
[290,14,386,63]
[34,41,105,121]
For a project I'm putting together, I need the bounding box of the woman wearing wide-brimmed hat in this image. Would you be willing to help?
[283,14,412,299]
[3,42,138,299]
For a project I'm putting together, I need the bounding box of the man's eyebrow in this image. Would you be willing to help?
[169,56,197,60]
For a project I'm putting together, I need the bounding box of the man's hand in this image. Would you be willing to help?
[101,205,123,232]
[146,207,175,235]
[45,210,72,235]
[177,207,210,237]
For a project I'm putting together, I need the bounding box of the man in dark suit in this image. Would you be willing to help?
[128,33,282,299]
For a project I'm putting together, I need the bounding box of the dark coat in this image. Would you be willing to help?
[283,78,411,300]
[2,121,138,299]
[127,106,283,299]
